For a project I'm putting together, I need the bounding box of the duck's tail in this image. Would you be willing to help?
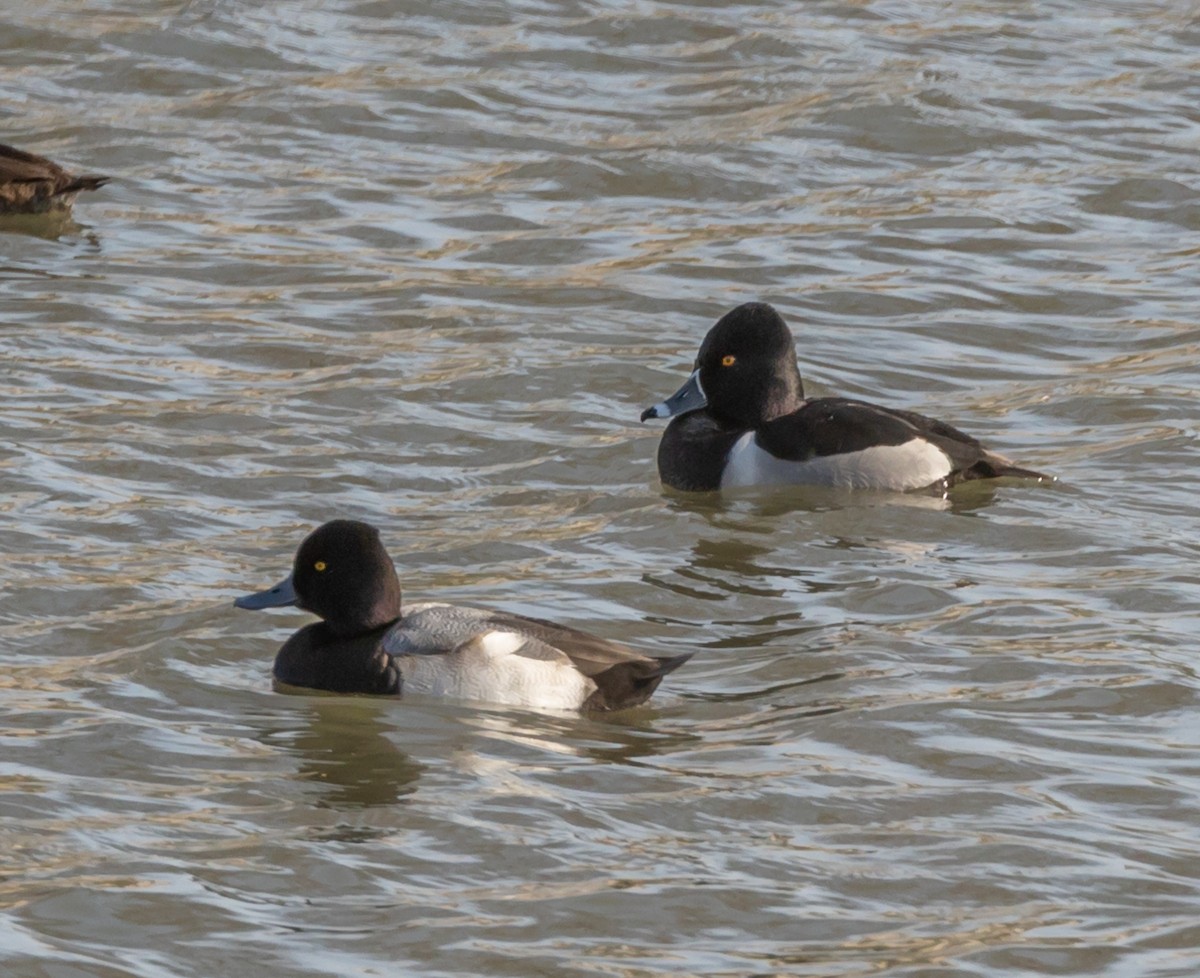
[586,652,694,711]
[60,174,110,196]
[975,450,1054,483]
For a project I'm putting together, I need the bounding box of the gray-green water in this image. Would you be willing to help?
[3,1,1199,975]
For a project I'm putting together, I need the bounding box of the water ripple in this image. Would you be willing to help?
[2,1,1199,976]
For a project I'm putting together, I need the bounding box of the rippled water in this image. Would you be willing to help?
[3,1,1200,975]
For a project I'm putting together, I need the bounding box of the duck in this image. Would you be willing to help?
[234,519,691,711]
[640,302,1051,493]
[0,142,109,214]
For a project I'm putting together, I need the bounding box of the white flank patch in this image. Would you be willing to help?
[721,433,952,492]
[396,629,596,710]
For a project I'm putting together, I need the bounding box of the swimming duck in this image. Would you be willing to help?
[641,302,1050,493]
[234,520,691,710]
[0,143,109,214]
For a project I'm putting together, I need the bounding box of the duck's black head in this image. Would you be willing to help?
[695,302,805,426]
[288,520,402,636]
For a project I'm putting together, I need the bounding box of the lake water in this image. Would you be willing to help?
[3,1,1199,975]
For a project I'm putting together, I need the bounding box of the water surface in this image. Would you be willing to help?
[2,1,1199,975]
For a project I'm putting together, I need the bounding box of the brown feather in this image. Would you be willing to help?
[0,142,110,214]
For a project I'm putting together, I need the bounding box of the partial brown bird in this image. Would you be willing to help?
[0,142,109,214]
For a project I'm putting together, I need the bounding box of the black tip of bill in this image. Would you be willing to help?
[641,369,707,423]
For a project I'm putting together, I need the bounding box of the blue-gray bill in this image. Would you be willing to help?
[640,369,707,421]
[234,574,298,610]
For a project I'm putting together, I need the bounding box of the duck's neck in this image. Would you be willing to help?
[762,367,805,420]
[324,578,402,638]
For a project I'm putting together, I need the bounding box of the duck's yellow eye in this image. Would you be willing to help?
[721,354,736,367]
[314,561,327,572]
